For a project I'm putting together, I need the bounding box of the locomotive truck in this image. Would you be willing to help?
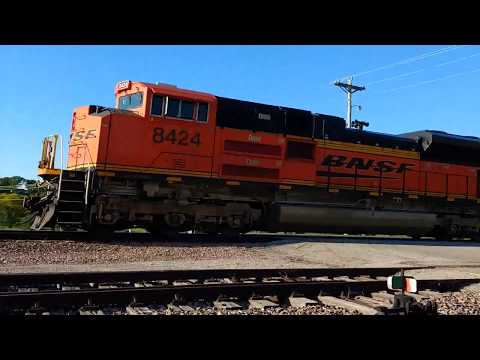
[24,80,480,239]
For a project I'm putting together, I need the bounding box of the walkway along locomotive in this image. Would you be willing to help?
[24,80,480,239]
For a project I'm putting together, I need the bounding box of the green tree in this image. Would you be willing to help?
[0,193,28,228]
[0,176,23,186]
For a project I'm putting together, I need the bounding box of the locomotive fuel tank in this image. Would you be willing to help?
[268,203,439,235]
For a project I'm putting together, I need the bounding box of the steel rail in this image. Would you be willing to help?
[0,266,428,287]
[1,278,478,310]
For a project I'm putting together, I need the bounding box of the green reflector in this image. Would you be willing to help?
[391,276,404,289]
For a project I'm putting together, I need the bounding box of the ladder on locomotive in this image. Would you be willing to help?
[39,135,93,228]
[55,168,92,228]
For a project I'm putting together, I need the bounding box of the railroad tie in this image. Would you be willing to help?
[401,292,430,302]
[79,306,105,315]
[417,290,443,299]
[370,291,395,304]
[248,298,279,310]
[167,304,195,312]
[61,286,81,291]
[172,281,193,286]
[353,295,390,309]
[98,284,119,289]
[126,305,161,315]
[318,296,381,315]
[288,296,318,308]
[214,300,244,311]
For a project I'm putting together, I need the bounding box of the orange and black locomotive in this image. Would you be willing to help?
[25,80,480,239]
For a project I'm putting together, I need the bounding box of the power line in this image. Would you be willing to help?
[344,46,463,79]
[365,50,480,87]
[436,51,480,67]
[365,69,425,86]
[332,45,467,83]
[378,67,480,93]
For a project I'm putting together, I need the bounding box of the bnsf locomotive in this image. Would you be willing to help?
[24,80,480,239]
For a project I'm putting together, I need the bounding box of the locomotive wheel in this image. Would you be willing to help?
[471,233,480,241]
[432,227,453,241]
[146,226,181,239]
[219,227,243,237]
[88,225,114,242]
[192,224,246,236]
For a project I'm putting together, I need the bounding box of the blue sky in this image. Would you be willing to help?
[1,45,479,179]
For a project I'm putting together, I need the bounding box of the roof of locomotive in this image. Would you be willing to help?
[135,81,217,100]
[115,81,476,154]
[329,128,419,151]
[398,130,480,151]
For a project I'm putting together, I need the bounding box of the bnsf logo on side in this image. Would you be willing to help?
[321,154,415,173]
[72,129,96,141]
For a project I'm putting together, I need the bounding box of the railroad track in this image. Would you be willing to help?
[1,229,480,245]
[1,267,478,315]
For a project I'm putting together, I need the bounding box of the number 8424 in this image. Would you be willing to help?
[153,128,201,146]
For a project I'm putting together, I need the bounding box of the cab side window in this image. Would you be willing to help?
[197,103,209,122]
[166,98,181,117]
[150,94,209,123]
[119,92,144,110]
[166,98,194,120]
[151,95,164,116]
[180,100,194,119]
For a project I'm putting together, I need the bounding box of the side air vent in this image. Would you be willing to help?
[286,141,315,160]
[173,159,186,169]
[224,140,282,157]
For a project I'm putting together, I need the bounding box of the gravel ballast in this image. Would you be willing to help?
[21,291,480,315]
[116,290,480,315]
[139,304,360,315]
[436,290,480,315]
[0,240,259,266]
[29,304,361,316]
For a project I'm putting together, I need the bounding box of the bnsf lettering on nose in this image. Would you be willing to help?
[321,154,415,173]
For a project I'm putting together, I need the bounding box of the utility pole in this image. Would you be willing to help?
[334,77,366,128]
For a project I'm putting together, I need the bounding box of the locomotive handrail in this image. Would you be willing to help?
[85,166,93,205]
[56,134,64,201]
[41,133,63,200]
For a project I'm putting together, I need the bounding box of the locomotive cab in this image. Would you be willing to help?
[65,80,217,178]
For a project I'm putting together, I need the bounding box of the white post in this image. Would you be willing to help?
[334,77,365,129]
[347,77,353,128]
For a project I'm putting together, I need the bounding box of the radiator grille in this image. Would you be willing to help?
[222,164,279,179]
[224,140,282,156]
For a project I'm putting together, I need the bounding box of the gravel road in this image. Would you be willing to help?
[2,237,480,280]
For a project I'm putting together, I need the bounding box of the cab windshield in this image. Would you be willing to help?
[118,92,143,110]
